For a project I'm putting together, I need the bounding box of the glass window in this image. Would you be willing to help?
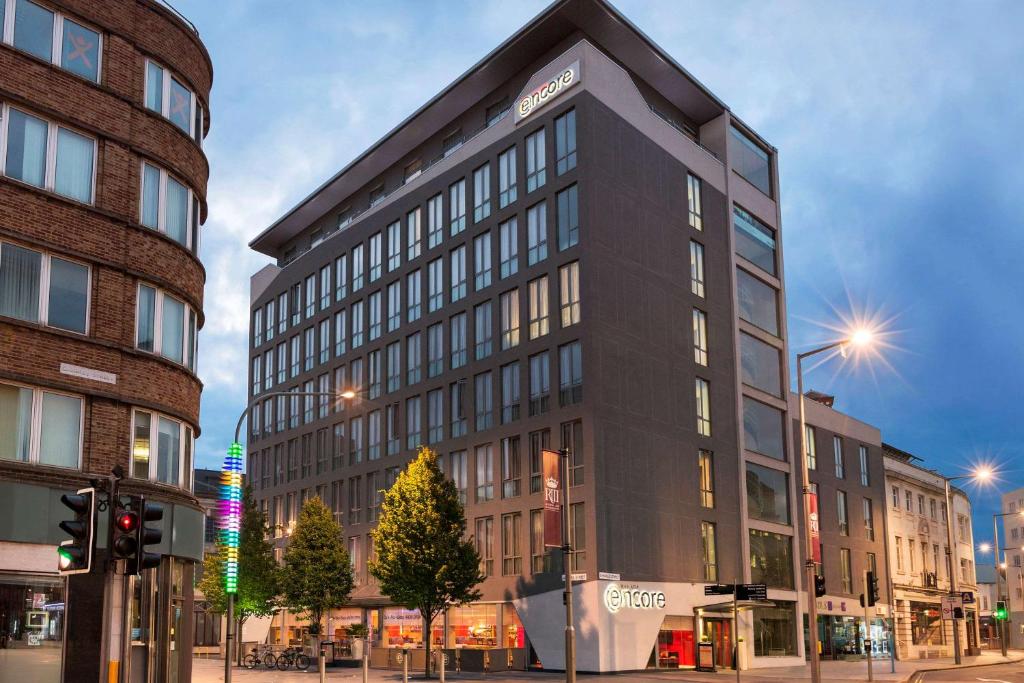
[702,521,717,582]
[473,163,491,222]
[407,269,421,322]
[499,217,518,278]
[352,244,364,291]
[140,163,194,250]
[526,201,547,265]
[736,269,779,336]
[743,397,785,460]
[474,301,493,360]
[1,244,88,333]
[427,193,443,248]
[406,396,421,449]
[498,146,517,208]
[863,498,875,540]
[834,436,845,478]
[474,372,493,431]
[406,332,421,385]
[525,127,546,192]
[500,289,520,349]
[0,382,81,468]
[740,332,782,396]
[136,284,194,367]
[475,516,494,576]
[54,127,95,204]
[729,125,772,196]
[132,409,191,487]
[145,60,163,112]
[528,352,550,416]
[693,309,708,365]
[695,378,711,437]
[60,18,100,81]
[387,281,400,332]
[559,262,580,328]
[805,425,817,470]
[859,446,870,486]
[528,429,551,494]
[752,603,796,656]
[734,206,776,275]
[690,241,705,297]
[427,389,443,443]
[168,77,193,133]
[558,341,582,406]
[528,276,549,339]
[749,529,793,589]
[554,109,576,175]
[502,512,522,575]
[699,450,714,508]
[476,445,494,502]
[39,392,81,466]
[687,174,703,230]
[427,323,442,377]
[450,313,467,368]
[501,437,521,499]
[407,207,421,261]
[474,232,492,291]
[556,184,578,250]
[369,232,382,282]
[910,601,944,646]
[4,108,48,189]
[350,300,364,348]
[428,258,443,311]
[501,362,520,423]
[746,463,790,524]
[14,0,53,61]
[450,382,467,438]
[837,490,849,536]
[449,180,466,236]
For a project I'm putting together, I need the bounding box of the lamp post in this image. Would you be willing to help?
[795,329,874,683]
[991,512,1022,656]
[941,468,991,666]
[224,388,356,683]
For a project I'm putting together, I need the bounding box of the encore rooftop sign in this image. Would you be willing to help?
[515,60,580,123]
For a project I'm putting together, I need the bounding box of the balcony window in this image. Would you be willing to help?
[736,268,779,336]
[729,125,771,196]
[734,206,776,276]
[740,332,782,397]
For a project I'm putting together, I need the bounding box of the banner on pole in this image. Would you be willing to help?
[543,449,563,548]
[809,492,821,564]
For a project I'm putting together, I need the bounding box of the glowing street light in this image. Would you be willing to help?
[979,543,992,553]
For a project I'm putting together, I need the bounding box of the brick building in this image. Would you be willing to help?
[245,0,805,672]
[0,1,211,681]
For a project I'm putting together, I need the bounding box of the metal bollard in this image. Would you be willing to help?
[319,646,327,683]
[362,638,369,683]
[402,647,409,683]
[439,650,446,683]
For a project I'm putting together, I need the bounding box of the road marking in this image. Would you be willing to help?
[976,678,1012,682]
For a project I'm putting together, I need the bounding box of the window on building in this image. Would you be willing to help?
[136,284,197,370]
[895,537,903,571]
[145,59,202,142]
[473,163,491,222]
[749,529,793,589]
[450,381,467,438]
[526,201,547,265]
[525,127,546,192]
[692,309,708,366]
[559,262,581,328]
[448,450,467,504]
[304,274,316,319]
[743,397,784,460]
[448,245,465,302]
[367,411,381,461]
[3,105,96,204]
[427,389,443,444]
[276,343,287,384]
[140,162,199,251]
[475,516,494,576]
[529,352,550,416]
[729,125,772,196]
[501,437,521,499]
[830,436,845,478]
[278,291,289,332]
[528,429,551,494]
[318,318,330,364]
[474,372,493,431]
[891,486,899,509]
[0,381,83,469]
[561,419,584,486]
[405,395,421,449]
[805,425,817,470]
[734,205,776,276]
[859,446,870,486]
[385,403,399,456]
[864,498,875,540]
[736,269,779,337]
[699,450,714,508]
[929,498,937,520]
[131,409,192,487]
[554,109,576,174]
[427,257,443,312]
[472,301,492,360]
[476,444,494,502]
[450,313,467,369]
[740,332,782,397]
[702,521,717,582]
[569,502,586,570]
[556,184,579,251]
[837,490,849,536]
[368,291,382,341]
[690,241,705,297]
[6,2,101,81]
[502,512,522,575]
[474,232,492,291]
[385,280,401,332]
[386,220,401,272]
[687,174,703,230]
[558,341,582,407]
[498,146,517,208]
[905,490,913,512]
[1,242,89,334]
[265,299,276,343]
[840,548,853,594]
[695,378,711,437]
[449,179,467,236]
[499,217,518,278]
[499,289,520,350]
[501,362,520,424]
[746,462,790,524]
[530,510,546,574]
[528,276,549,339]
[407,207,422,261]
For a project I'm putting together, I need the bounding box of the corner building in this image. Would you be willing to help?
[0,1,211,681]
[247,0,800,671]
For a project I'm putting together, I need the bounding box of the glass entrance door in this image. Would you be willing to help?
[703,618,733,669]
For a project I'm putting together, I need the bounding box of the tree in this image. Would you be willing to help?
[280,496,353,639]
[196,486,279,663]
[371,447,484,678]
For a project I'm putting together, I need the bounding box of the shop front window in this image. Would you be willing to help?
[910,601,944,645]
[382,607,423,648]
[447,603,497,649]
[753,602,797,657]
[0,573,64,681]
[648,615,695,668]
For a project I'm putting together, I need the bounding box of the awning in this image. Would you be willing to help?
[698,600,776,614]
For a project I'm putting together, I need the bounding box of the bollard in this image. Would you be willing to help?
[439,650,446,683]
[319,646,327,683]
[402,647,409,683]
[362,638,369,683]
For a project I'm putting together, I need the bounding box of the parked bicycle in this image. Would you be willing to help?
[243,645,279,670]
[275,646,311,671]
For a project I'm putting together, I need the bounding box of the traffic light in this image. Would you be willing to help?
[867,571,880,607]
[111,497,140,569]
[995,600,1008,620]
[57,487,96,575]
[134,497,164,574]
[814,574,827,598]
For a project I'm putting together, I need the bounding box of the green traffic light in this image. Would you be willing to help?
[57,547,74,570]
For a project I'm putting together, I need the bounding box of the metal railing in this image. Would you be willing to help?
[149,0,200,36]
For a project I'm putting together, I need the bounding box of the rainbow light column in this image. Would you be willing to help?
[220,441,243,593]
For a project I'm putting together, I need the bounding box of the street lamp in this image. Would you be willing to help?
[223,386,359,683]
[991,509,1024,657]
[796,329,874,683]
[941,469,993,666]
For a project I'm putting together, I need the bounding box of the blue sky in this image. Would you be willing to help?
[178,1,1024,544]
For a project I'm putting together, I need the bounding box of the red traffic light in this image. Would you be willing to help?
[116,511,139,533]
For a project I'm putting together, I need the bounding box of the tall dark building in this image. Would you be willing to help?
[247,0,798,671]
[0,1,211,681]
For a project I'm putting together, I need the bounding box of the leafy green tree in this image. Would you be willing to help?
[196,547,226,613]
[371,447,484,677]
[280,496,353,638]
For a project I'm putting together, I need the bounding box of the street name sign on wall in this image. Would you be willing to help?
[704,584,735,596]
[737,584,768,601]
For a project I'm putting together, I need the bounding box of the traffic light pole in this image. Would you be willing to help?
[943,478,962,665]
[863,571,873,682]
[994,514,1008,656]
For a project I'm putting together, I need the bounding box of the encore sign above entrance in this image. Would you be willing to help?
[604,583,667,613]
[515,60,580,123]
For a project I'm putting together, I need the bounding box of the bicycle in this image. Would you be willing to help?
[276,646,311,671]
[243,646,279,670]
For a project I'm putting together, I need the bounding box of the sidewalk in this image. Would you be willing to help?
[192,651,1024,683]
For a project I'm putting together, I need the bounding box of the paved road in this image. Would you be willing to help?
[913,661,1024,681]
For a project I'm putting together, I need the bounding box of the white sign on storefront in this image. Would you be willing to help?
[603,583,666,613]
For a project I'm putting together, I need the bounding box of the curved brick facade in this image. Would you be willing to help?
[0,0,210,497]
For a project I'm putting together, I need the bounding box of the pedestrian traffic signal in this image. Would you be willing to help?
[995,601,1008,620]
[133,497,164,574]
[58,488,96,575]
[867,571,880,607]
[814,574,827,598]
[111,497,140,570]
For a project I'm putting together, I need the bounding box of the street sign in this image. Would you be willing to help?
[940,595,963,620]
[737,583,768,601]
[704,584,735,596]
[960,591,975,604]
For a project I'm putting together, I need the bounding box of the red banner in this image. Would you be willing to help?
[543,449,563,548]
[809,492,821,564]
